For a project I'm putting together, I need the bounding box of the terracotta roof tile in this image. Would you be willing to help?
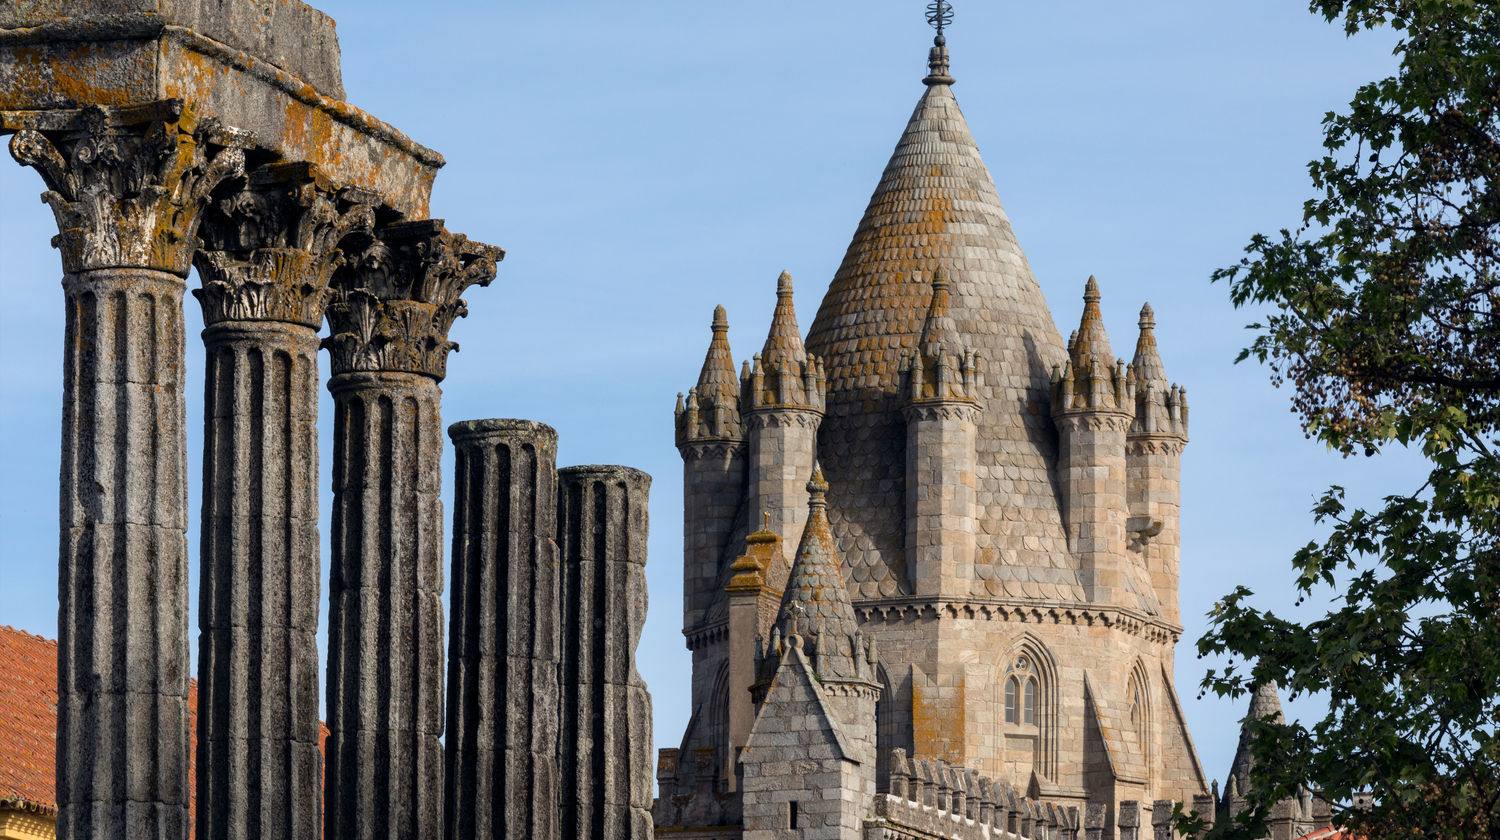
[0,625,328,834]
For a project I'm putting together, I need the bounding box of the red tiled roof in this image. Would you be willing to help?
[0,625,69,813]
[0,625,327,827]
[1296,829,1351,840]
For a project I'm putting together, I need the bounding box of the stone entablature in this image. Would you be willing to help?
[1,1,442,217]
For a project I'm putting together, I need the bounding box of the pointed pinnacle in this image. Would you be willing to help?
[807,461,829,497]
[1138,302,1155,330]
[713,304,728,330]
[777,270,793,297]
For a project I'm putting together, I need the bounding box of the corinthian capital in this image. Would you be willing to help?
[7,100,250,275]
[323,219,502,380]
[193,162,377,328]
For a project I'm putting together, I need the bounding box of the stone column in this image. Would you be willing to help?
[444,419,560,840]
[557,465,655,840]
[192,162,374,840]
[322,220,501,840]
[8,102,245,840]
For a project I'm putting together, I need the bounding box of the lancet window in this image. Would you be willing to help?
[1003,654,1040,726]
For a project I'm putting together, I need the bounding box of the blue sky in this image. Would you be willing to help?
[0,1,1428,795]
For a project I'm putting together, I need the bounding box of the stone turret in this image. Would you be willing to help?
[743,465,879,839]
[1227,680,1284,802]
[1052,277,1136,608]
[1126,303,1189,623]
[676,305,747,632]
[902,267,982,598]
[742,271,826,551]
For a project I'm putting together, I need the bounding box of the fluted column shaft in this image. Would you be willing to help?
[325,371,446,840]
[321,219,500,840]
[9,103,246,840]
[445,419,560,840]
[58,267,192,840]
[197,320,323,840]
[558,466,654,840]
[191,164,373,840]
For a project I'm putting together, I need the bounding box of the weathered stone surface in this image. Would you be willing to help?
[557,465,654,840]
[7,101,247,275]
[324,370,446,840]
[445,419,561,840]
[2,3,441,217]
[56,267,191,840]
[323,219,501,381]
[195,161,377,329]
[0,0,346,98]
[195,319,323,840]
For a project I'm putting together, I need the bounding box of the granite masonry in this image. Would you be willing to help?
[656,24,1225,840]
[1,3,654,839]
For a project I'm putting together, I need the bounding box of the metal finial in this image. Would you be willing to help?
[926,0,954,45]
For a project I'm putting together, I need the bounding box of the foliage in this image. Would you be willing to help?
[1185,1,1500,838]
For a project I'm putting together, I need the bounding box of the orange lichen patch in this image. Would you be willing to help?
[0,40,157,109]
[804,74,1080,601]
[155,40,439,218]
[911,677,967,765]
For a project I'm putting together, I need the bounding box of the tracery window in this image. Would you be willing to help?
[1003,654,1039,726]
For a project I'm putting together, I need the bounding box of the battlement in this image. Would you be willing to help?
[870,751,1218,840]
[873,750,1078,839]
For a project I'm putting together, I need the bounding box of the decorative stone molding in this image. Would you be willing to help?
[676,440,745,461]
[323,219,502,380]
[683,621,730,652]
[194,161,376,328]
[743,408,821,430]
[1125,436,1187,457]
[902,401,980,424]
[853,598,1183,644]
[1053,410,1133,433]
[7,100,249,275]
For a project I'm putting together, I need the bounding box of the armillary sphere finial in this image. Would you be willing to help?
[926,0,954,45]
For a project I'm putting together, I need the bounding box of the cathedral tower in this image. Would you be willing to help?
[659,12,1208,835]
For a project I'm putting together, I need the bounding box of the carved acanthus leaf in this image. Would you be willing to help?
[8,102,251,275]
[194,166,376,327]
[323,221,503,380]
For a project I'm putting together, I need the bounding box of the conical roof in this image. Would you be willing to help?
[697,305,738,397]
[804,43,1079,601]
[772,465,864,680]
[762,271,808,368]
[1131,302,1168,393]
[1228,680,1285,797]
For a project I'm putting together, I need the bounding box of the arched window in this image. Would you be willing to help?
[1003,655,1040,727]
[1023,678,1036,725]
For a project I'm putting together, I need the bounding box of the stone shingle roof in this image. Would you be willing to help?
[1130,303,1168,394]
[697,305,739,399]
[804,49,1082,603]
[773,466,864,680]
[1229,680,1285,795]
